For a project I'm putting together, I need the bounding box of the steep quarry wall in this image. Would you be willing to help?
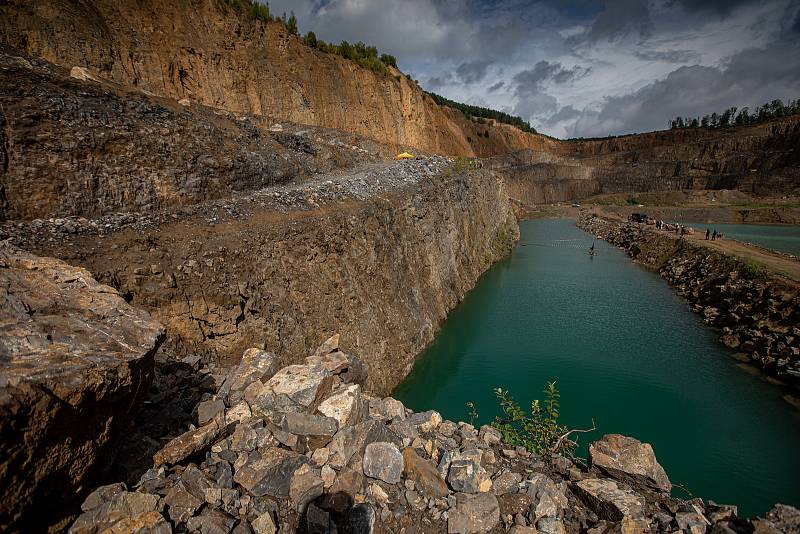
[0,0,484,156]
[578,214,800,388]
[2,0,799,209]
[0,47,382,220]
[490,117,800,205]
[13,163,519,396]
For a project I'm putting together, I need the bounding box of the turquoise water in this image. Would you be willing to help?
[681,222,800,256]
[394,219,800,517]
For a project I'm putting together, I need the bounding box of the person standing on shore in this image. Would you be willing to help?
[712,230,717,241]
[706,228,710,240]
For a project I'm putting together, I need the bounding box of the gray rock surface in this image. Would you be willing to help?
[362,442,404,484]
[65,336,798,534]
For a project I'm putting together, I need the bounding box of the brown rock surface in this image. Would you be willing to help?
[2,0,797,208]
[0,242,164,532]
[589,434,672,492]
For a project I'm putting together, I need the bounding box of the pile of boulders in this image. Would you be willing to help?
[69,335,799,533]
[579,214,800,387]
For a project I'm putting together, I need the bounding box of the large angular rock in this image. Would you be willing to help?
[70,490,164,534]
[218,348,279,406]
[233,447,312,498]
[589,434,671,492]
[289,464,324,512]
[522,474,567,520]
[327,419,401,469]
[572,478,645,522]
[448,492,500,533]
[153,421,221,467]
[448,459,491,494]
[282,412,338,451]
[0,244,164,532]
[317,384,361,428]
[264,364,335,410]
[402,447,449,498]
[363,442,404,484]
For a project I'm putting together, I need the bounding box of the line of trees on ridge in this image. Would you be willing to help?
[669,98,800,130]
[426,92,537,134]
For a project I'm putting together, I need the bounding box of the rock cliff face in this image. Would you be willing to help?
[0,47,381,220]
[11,159,519,396]
[0,243,165,532]
[3,0,798,206]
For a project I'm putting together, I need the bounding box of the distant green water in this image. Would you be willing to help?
[681,222,800,256]
[394,219,800,517]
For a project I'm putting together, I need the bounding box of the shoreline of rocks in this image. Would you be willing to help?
[69,336,799,533]
[577,213,800,395]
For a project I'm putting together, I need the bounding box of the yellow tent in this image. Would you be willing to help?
[395,152,415,160]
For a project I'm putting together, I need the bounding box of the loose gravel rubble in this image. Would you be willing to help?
[69,335,800,533]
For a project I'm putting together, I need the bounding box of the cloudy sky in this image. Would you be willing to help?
[264,0,800,139]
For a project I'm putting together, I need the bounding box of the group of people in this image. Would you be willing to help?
[655,219,692,235]
[705,228,725,240]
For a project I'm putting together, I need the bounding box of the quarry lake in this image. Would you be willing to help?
[679,222,800,256]
[394,218,800,517]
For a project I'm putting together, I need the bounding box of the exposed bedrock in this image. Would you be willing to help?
[0,46,380,221]
[489,118,800,205]
[19,165,519,396]
[0,243,165,532]
[578,214,800,387]
[3,0,800,201]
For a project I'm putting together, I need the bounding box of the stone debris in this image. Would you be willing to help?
[67,336,800,533]
[589,433,672,492]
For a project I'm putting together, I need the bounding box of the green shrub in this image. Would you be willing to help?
[742,258,768,279]
[249,1,271,22]
[490,383,575,455]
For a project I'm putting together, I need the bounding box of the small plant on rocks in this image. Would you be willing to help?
[466,401,478,426]
[488,382,578,455]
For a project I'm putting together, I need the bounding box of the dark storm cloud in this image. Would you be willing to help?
[426,74,453,90]
[634,49,701,63]
[513,61,589,89]
[545,105,581,125]
[585,0,653,41]
[669,0,757,15]
[456,60,494,84]
[569,39,800,137]
[487,81,505,92]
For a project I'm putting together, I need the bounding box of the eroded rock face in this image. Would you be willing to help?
[589,434,672,492]
[0,243,164,532]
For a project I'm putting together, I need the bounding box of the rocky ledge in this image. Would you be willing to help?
[578,214,800,391]
[0,243,165,532]
[70,336,798,533]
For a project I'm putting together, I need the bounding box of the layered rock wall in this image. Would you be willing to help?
[578,214,800,386]
[2,0,799,207]
[0,47,380,220]
[15,162,519,396]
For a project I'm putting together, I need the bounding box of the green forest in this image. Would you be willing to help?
[669,98,800,130]
[425,92,537,133]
